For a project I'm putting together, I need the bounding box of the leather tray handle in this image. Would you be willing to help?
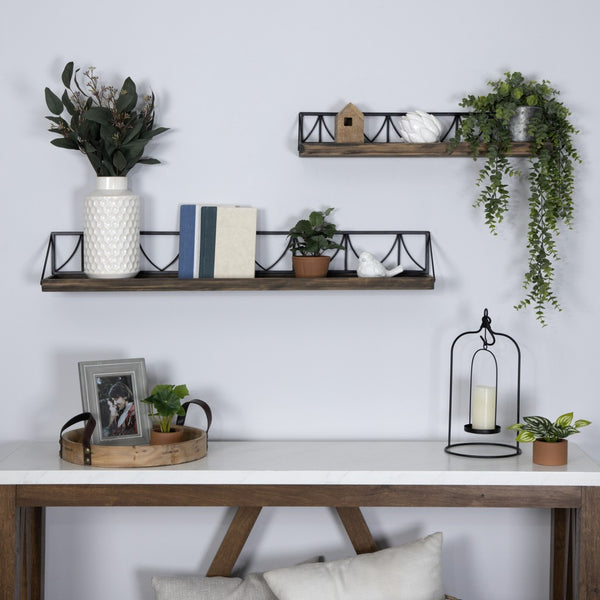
[176,399,212,438]
[59,412,97,465]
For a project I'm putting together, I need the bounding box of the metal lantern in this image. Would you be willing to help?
[445,309,521,458]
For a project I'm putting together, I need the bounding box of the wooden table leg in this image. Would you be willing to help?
[0,486,17,600]
[551,508,576,600]
[206,507,262,577]
[335,507,379,555]
[20,507,45,600]
[579,487,600,599]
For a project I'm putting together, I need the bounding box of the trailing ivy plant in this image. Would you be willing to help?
[450,72,580,325]
[44,61,168,176]
[508,412,591,443]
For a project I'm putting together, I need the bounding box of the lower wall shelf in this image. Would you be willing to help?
[41,272,435,292]
[40,230,435,292]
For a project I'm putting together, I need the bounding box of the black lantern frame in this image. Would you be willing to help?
[445,309,521,458]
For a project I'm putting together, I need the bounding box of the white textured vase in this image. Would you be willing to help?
[84,177,140,279]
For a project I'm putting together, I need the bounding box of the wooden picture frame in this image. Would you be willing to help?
[78,358,150,446]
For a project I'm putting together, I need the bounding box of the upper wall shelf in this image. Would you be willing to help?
[297,111,536,157]
[41,230,435,292]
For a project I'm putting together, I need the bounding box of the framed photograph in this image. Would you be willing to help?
[78,358,150,446]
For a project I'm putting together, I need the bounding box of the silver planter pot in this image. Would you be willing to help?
[508,106,541,142]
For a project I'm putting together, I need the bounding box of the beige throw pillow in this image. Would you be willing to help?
[263,532,444,600]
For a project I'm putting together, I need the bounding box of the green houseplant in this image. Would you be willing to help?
[142,384,189,445]
[287,207,344,277]
[508,412,591,465]
[44,61,168,176]
[451,72,580,325]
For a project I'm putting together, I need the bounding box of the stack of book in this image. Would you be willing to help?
[178,205,257,279]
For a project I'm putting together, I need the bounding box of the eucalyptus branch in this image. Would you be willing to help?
[44,61,168,176]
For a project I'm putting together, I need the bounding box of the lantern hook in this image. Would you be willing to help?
[479,308,496,348]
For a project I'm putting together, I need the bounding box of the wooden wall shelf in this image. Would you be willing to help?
[298,141,536,158]
[297,111,538,157]
[41,272,435,292]
[41,230,435,292]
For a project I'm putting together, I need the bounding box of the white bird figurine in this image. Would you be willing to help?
[356,252,404,278]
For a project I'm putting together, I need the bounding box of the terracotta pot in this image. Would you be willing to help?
[532,439,568,466]
[292,256,330,278]
[150,425,184,445]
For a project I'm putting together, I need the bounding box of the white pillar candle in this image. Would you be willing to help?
[471,385,497,430]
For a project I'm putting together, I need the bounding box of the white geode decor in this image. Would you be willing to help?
[398,111,443,143]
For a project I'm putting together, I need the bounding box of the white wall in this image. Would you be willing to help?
[2,1,599,598]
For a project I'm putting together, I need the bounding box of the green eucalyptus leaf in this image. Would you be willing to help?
[113,150,127,172]
[141,126,169,139]
[85,150,102,171]
[61,62,74,88]
[61,90,76,116]
[50,137,79,150]
[45,88,63,115]
[101,158,116,176]
[122,138,149,154]
[84,107,113,125]
[122,119,144,144]
[137,157,160,165]
[116,77,137,113]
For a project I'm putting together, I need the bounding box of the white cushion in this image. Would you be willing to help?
[152,557,321,600]
[152,572,276,600]
[263,532,444,600]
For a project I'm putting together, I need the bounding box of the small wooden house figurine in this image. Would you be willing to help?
[335,103,364,144]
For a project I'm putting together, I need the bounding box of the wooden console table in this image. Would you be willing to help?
[1,440,599,600]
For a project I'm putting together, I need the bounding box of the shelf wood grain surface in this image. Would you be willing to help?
[298,141,538,157]
[40,272,435,292]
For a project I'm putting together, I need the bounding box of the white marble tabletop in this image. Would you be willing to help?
[0,441,599,486]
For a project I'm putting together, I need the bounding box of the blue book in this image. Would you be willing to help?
[178,205,198,279]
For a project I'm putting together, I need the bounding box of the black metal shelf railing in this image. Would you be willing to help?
[40,230,435,292]
[298,111,466,147]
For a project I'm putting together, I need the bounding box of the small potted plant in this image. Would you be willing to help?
[450,72,580,326]
[508,412,591,465]
[287,207,345,277]
[142,384,189,445]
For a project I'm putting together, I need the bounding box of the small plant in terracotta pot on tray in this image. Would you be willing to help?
[142,384,189,445]
[508,412,591,466]
[287,207,344,277]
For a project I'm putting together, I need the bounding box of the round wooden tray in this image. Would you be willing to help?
[61,425,207,468]
[59,400,212,468]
